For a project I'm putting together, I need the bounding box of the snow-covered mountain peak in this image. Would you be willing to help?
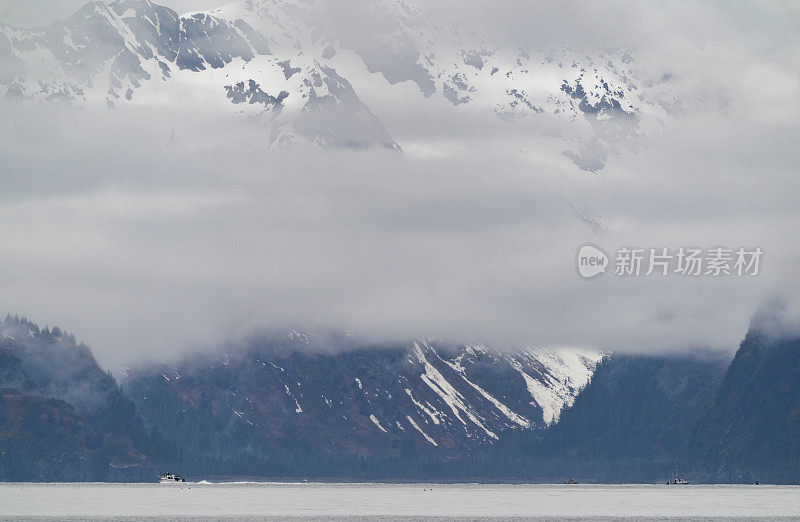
[1,0,672,161]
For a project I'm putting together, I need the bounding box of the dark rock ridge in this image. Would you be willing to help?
[225,79,288,109]
[691,323,800,483]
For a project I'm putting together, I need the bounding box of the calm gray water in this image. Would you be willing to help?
[1,482,798,520]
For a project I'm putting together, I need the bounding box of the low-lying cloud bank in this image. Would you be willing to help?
[1,99,798,369]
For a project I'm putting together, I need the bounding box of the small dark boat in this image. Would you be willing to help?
[670,473,689,485]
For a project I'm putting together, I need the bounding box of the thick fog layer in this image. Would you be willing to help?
[1,0,798,368]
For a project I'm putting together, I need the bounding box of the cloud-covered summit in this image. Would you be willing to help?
[2,0,671,163]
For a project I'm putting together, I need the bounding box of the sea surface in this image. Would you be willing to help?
[1,482,799,520]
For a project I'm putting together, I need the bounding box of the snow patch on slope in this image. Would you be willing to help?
[509,348,602,425]
[370,414,387,433]
[406,414,437,446]
[413,341,498,439]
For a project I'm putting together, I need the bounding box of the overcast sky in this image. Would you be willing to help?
[0,0,225,26]
[1,0,799,369]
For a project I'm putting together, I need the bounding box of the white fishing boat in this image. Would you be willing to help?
[158,472,186,484]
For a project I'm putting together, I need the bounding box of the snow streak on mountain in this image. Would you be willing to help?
[123,337,602,457]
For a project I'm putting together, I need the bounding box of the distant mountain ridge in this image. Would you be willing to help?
[0,0,670,165]
[2,311,798,483]
[121,337,601,465]
[0,314,605,480]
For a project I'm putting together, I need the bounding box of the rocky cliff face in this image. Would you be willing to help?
[691,327,800,484]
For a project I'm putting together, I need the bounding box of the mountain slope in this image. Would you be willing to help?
[1,0,671,162]
[0,0,399,150]
[0,388,134,481]
[691,328,800,483]
[0,315,151,481]
[1,0,264,103]
[217,0,665,167]
[3,311,799,482]
[121,335,600,476]
[483,352,730,482]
